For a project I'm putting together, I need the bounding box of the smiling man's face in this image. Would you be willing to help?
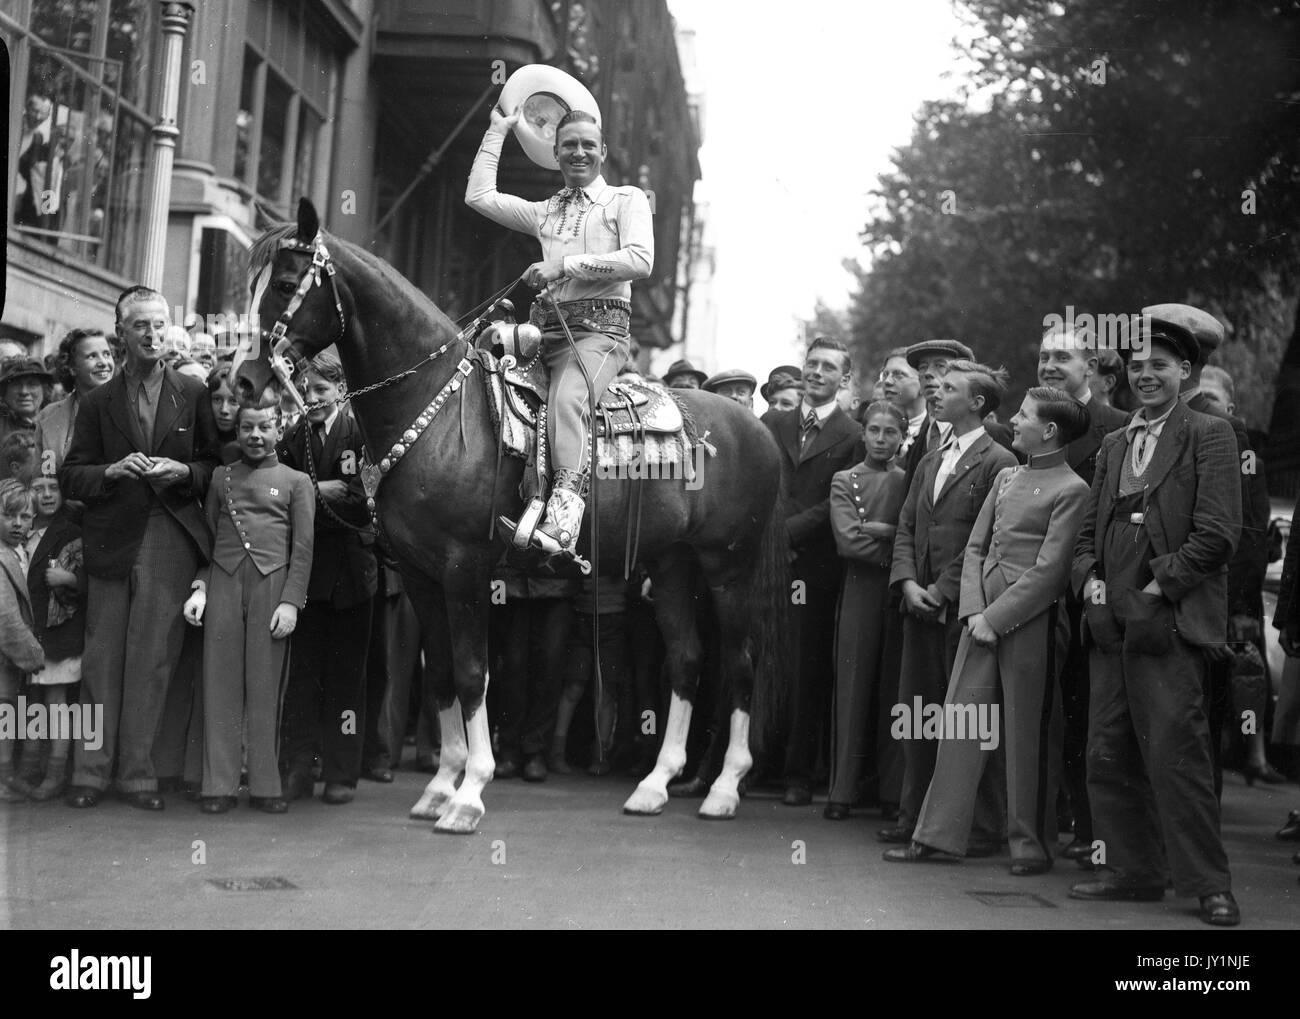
[554,120,605,189]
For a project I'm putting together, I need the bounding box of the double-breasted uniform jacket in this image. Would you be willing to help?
[278,408,377,610]
[1071,399,1241,647]
[765,405,862,591]
[200,456,316,609]
[891,431,1019,610]
[1064,399,1129,488]
[958,448,1091,635]
[60,366,219,579]
[0,544,43,686]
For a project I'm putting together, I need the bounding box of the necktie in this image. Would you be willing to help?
[311,422,326,464]
[933,439,959,502]
[925,419,942,453]
[14,544,30,578]
[800,409,818,449]
[1131,423,1156,476]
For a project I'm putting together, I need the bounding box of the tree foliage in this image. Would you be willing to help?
[849,0,1300,428]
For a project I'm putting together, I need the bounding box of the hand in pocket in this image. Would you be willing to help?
[1121,590,1173,657]
[1084,599,1123,654]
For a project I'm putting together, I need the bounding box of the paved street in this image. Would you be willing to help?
[2,766,1295,930]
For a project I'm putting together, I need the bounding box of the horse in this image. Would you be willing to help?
[233,198,790,833]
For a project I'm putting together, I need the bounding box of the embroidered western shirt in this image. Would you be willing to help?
[466,129,654,304]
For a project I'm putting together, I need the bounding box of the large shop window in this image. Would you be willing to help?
[237,0,338,218]
[7,0,156,277]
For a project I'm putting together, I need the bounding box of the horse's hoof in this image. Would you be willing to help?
[622,783,667,816]
[698,789,739,820]
[433,800,484,834]
[409,785,454,820]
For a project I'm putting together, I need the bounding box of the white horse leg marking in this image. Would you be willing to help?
[410,701,466,821]
[434,698,494,834]
[699,709,752,820]
[623,691,692,815]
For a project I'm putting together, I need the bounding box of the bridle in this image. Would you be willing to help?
[260,231,348,405]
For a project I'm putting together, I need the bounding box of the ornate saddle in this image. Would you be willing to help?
[472,344,700,495]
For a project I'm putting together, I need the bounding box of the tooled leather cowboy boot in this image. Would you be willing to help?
[531,469,586,556]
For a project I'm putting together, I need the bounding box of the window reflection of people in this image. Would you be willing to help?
[17,94,54,228]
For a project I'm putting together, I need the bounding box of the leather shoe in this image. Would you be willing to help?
[494,752,522,781]
[322,782,354,805]
[249,796,289,813]
[1069,878,1164,902]
[877,825,915,844]
[668,776,710,799]
[1277,809,1300,841]
[199,796,235,814]
[281,771,313,801]
[1010,858,1053,876]
[1198,891,1240,927]
[121,791,165,811]
[781,785,812,807]
[522,754,548,783]
[823,802,850,821]
[1062,836,1094,861]
[64,785,101,808]
[883,841,958,863]
[361,766,394,783]
[965,839,1004,858]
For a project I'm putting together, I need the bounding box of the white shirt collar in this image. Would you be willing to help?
[799,399,838,424]
[944,424,986,455]
[1077,387,1093,405]
[907,410,927,435]
[317,406,340,436]
[1125,401,1176,442]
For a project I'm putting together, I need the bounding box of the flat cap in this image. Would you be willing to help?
[1122,318,1200,366]
[760,365,801,401]
[663,359,707,387]
[703,369,757,394]
[1141,303,1225,363]
[905,339,973,370]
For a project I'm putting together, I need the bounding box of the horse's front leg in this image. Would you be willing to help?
[434,566,495,834]
[401,574,462,821]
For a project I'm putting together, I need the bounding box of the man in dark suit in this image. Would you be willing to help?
[765,337,861,806]
[882,360,1018,846]
[278,351,377,805]
[1037,323,1130,862]
[1150,303,1271,796]
[1070,318,1241,926]
[60,286,219,810]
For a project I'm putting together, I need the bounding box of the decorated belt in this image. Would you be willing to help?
[530,298,631,330]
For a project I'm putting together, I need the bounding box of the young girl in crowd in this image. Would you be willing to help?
[16,471,84,799]
[0,480,43,801]
[207,365,241,464]
[824,400,909,820]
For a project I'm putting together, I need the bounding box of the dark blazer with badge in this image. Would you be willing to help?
[1072,400,1240,647]
[1065,399,1129,488]
[766,406,861,591]
[279,409,377,610]
[891,431,1018,608]
[60,367,219,579]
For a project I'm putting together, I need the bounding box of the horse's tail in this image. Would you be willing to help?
[746,481,792,758]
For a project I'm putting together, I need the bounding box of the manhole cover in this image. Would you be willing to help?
[966,890,1056,908]
[207,877,299,892]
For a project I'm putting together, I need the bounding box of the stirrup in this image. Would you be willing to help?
[499,497,547,551]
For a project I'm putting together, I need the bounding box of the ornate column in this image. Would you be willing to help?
[138,1,194,290]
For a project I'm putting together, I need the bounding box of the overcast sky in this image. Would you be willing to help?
[662,0,975,381]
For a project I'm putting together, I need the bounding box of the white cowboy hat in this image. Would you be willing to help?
[498,64,602,170]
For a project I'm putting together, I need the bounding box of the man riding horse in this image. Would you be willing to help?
[466,103,654,567]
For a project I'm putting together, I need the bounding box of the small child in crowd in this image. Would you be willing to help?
[825,400,908,819]
[11,471,85,800]
[184,402,315,814]
[207,365,241,464]
[0,480,43,801]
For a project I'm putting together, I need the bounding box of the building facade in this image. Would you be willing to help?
[3,0,702,359]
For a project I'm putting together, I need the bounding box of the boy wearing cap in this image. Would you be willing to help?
[883,360,1017,847]
[0,358,54,446]
[1070,320,1242,926]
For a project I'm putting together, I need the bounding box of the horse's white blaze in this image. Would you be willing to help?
[434,700,493,834]
[235,264,272,377]
[698,709,752,819]
[410,701,466,820]
[622,691,692,815]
